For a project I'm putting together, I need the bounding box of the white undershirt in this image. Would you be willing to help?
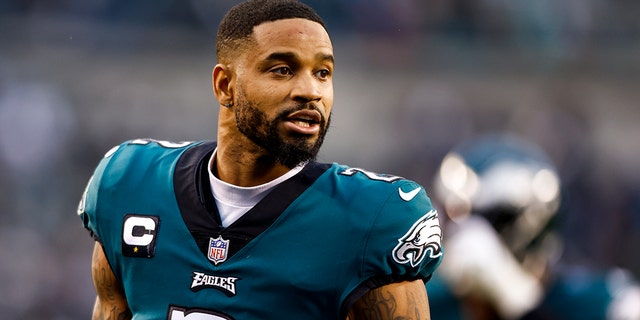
[207,149,304,227]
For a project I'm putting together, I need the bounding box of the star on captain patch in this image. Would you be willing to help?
[208,236,230,265]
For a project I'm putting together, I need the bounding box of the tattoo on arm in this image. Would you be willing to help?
[93,302,132,320]
[348,280,429,320]
[92,243,132,320]
[358,288,421,319]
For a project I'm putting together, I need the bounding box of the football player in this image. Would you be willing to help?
[77,0,443,319]
[426,133,640,320]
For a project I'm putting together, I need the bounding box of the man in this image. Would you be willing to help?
[78,0,443,319]
[426,134,640,320]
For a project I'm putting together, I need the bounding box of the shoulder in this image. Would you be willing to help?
[100,138,211,174]
[105,139,203,164]
[84,138,212,195]
[325,164,416,191]
[77,139,212,239]
[323,163,431,211]
[321,163,443,276]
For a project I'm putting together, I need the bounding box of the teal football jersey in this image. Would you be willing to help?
[78,139,443,319]
[524,267,640,320]
[427,265,640,320]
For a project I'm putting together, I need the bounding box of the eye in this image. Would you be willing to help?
[315,69,331,79]
[271,66,293,76]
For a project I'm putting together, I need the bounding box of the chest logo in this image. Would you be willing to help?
[208,236,230,265]
[392,210,442,267]
[191,272,239,296]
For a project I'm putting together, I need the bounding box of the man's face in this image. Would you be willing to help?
[233,18,334,168]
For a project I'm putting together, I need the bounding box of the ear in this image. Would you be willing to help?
[212,64,233,107]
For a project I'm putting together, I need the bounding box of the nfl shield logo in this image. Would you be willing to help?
[208,236,229,265]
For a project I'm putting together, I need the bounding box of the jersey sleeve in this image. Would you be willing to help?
[77,139,198,243]
[76,143,123,243]
[362,180,443,284]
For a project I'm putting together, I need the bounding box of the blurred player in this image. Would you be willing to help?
[426,133,640,320]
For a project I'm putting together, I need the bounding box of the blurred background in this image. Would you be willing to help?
[0,0,638,318]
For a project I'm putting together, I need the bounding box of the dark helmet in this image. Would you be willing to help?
[434,134,561,260]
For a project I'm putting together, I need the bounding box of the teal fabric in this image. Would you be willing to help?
[79,139,443,319]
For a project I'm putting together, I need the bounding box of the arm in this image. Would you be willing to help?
[347,279,431,320]
[91,241,132,320]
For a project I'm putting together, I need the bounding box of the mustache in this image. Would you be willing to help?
[276,103,326,122]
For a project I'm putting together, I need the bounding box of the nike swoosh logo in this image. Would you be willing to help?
[399,186,421,201]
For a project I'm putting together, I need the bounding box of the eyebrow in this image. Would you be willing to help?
[263,52,335,65]
[317,53,335,65]
[264,52,296,63]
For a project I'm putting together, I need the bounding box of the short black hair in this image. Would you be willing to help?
[216,0,326,63]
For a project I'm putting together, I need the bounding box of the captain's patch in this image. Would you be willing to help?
[122,214,159,258]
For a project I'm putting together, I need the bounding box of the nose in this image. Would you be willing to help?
[291,73,322,103]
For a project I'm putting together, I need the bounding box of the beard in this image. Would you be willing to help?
[234,92,330,169]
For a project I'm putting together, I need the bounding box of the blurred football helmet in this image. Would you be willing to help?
[434,133,561,261]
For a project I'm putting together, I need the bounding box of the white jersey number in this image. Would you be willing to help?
[339,167,402,183]
[168,306,233,320]
[129,138,192,149]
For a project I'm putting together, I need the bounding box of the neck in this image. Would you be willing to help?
[215,113,290,187]
[214,145,291,187]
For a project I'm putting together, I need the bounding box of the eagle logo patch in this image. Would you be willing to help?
[392,210,443,267]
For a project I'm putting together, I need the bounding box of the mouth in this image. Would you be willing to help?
[284,109,322,135]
